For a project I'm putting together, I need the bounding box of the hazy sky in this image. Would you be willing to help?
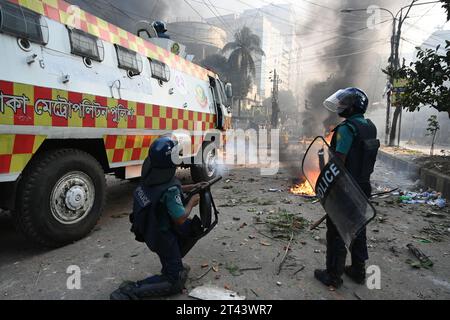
[182,0,449,58]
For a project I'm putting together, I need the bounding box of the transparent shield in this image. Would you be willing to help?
[302,137,377,249]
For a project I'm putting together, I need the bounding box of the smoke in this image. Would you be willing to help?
[66,0,179,33]
[302,0,392,137]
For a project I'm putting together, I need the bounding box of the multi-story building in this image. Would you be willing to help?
[206,4,301,100]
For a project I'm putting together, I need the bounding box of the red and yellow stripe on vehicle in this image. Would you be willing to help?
[0,134,46,175]
[0,80,217,176]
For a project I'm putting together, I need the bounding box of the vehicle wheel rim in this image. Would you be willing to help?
[50,172,95,225]
[205,149,217,178]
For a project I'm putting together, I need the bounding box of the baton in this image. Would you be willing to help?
[309,188,399,230]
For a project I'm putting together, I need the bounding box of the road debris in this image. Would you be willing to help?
[264,208,309,238]
[396,191,446,208]
[189,285,246,300]
[407,243,434,269]
[250,288,259,297]
[196,267,213,280]
[420,223,449,242]
[293,265,305,276]
[277,232,294,275]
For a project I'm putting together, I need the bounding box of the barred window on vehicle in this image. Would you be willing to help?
[150,59,170,82]
[115,45,143,75]
[68,28,104,62]
[0,0,49,45]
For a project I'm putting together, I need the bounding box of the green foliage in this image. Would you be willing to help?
[397,42,450,117]
[426,115,440,136]
[222,27,265,99]
[426,115,440,156]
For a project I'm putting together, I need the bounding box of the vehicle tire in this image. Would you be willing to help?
[191,143,218,182]
[14,149,106,248]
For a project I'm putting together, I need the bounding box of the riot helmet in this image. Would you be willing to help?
[323,87,369,118]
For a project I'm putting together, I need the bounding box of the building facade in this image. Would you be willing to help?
[206,4,301,100]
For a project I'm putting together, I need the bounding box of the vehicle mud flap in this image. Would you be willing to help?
[302,137,377,249]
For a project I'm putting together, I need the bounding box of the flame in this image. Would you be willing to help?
[290,180,315,196]
[325,131,333,144]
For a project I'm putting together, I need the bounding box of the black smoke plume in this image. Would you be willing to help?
[303,0,392,136]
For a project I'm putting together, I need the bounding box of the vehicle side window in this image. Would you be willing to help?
[115,45,143,76]
[68,28,104,62]
[149,59,170,82]
[0,1,48,45]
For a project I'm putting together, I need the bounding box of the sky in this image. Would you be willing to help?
[180,0,449,59]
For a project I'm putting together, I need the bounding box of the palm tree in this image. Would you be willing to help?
[222,27,265,116]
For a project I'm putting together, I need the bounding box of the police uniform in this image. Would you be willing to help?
[326,113,378,284]
[111,137,194,300]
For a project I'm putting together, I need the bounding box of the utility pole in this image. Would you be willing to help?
[270,69,281,129]
[389,1,417,146]
[342,0,440,146]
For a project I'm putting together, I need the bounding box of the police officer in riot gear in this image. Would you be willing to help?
[110,136,206,300]
[315,88,379,288]
[152,21,170,39]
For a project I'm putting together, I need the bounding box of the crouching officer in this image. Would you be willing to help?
[314,88,379,288]
[110,136,206,300]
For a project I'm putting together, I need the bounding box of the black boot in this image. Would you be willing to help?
[314,269,343,288]
[110,266,191,300]
[345,262,366,285]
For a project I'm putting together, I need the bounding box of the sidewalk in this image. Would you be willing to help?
[378,147,450,199]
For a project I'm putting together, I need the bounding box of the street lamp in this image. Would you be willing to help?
[341,1,441,146]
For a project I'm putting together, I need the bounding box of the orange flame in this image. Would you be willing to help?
[290,180,315,196]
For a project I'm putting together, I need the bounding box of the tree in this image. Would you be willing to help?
[426,115,440,156]
[222,27,265,116]
[397,43,450,117]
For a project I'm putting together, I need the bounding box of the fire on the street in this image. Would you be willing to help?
[290,180,315,196]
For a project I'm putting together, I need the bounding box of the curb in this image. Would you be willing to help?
[378,150,450,199]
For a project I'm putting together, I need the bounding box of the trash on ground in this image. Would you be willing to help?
[263,208,308,238]
[407,243,433,269]
[188,285,246,300]
[396,190,446,208]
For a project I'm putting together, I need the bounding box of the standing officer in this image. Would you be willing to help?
[110,136,205,300]
[315,88,379,288]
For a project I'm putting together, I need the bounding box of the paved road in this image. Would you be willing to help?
[1,160,449,300]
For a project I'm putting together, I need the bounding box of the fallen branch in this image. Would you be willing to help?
[239,266,263,272]
[293,265,305,276]
[277,232,294,275]
[250,289,259,297]
[310,215,327,230]
[196,267,213,280]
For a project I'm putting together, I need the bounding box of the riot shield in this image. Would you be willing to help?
[302,137,376,249]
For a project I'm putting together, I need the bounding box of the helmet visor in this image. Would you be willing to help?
[323,89,346,113]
